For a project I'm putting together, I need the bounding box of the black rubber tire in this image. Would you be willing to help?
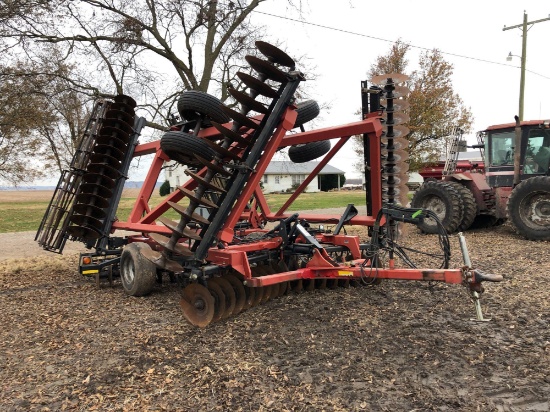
[120,243,157,296]
[446,181,477,231]
[288,140,331,163]
[160,131,215,166]
[294,100,320,128]
[411,180,464,234]
[507,176,550,240]
[177,91,230,126]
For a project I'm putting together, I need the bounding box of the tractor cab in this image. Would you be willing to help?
[483,120,550,187]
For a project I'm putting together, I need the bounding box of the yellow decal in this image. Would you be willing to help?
[338,271,353,277]
[82,269,99,275]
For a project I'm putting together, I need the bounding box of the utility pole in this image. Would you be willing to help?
[503,11,550,121]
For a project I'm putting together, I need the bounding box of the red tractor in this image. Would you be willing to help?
[414,119,550,240]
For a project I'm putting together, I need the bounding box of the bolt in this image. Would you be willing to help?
[190,273,198,281]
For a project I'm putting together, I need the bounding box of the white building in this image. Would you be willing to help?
[262,161,345,193]
[164,160,345,193]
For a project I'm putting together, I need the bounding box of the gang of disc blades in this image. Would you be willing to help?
[223,274,246,315]
[95,133,128,151]
[105,109,134,125]
[157,216,202,240]
[380,98,410,111]
[202,138,242,161]
[78,182,113,199]
[140,247,184,272]
[207,281,226,323]
[382,125,410,139]
[210,277,236,319]
[70,213,103,230]
[66,224,101,240]
[184,170,226,193]
[177,187,219,209]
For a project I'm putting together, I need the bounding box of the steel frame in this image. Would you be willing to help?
[104,108,480,293]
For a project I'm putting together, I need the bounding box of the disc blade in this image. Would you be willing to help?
[228,87,269,114]
[207,281,226,323]
[157,216,202,240]
[167,201,210,225]
[149,233,193,256]
[221,106,260,130]
[371,73,409,85]
[114,94,137,109]
[224,274,246,315]
[245,55,288,83]
[382,125,410,139]
[202,138,242,161]
[140,247,183,272]
[210,121,252,146]
[382,112,410,126]
[236,72,279,99]
[210,277,236,319]
[380,98,410,111]
[180,283,215,328]
[177,187,219,209]
[255,41,295,68]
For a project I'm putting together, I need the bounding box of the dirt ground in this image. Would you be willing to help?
[0,222,549,411]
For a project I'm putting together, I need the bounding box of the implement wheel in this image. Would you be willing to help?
[160,131,215,167]
[288,140,331,163]
[411,180,463,233]
[120,243,157,296]
[508,176,550,240]
[177,91,230,127]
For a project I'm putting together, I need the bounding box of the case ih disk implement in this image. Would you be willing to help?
[36,42,501,327]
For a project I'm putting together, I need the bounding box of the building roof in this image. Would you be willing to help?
[264,161,345,175]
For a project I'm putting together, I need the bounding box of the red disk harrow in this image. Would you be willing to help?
[36,42,502,327]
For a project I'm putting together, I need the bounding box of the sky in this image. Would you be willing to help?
[252,0,550,179]
[30,0,550,186]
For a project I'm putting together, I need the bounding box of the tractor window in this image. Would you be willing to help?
[489,131,514,166]
[524,129,550,174]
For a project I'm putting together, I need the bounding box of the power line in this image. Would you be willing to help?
[254,10,550,80]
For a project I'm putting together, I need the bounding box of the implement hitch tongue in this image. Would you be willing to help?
[458,232,503,322]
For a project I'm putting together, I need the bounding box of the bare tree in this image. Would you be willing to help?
[353,40,474,171]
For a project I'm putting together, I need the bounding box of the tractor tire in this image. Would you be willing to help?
[120,242,157,296]
[411,180,464,234]
[288,140,331,163]
[507,176,550,240]
[294,100,320,128]
[160,131,215,167]
[177,91,230,126]
[446,181,477,231]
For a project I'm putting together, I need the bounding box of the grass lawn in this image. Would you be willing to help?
[0,189,367,233]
